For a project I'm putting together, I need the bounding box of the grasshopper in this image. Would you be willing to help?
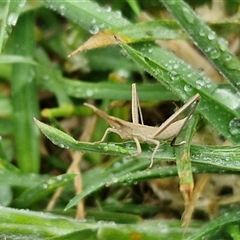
[84,84,200,168]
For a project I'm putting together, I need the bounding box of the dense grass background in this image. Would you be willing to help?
[0,0,240,239]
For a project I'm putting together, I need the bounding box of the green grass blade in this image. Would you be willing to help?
[0,171,48,188]
[0,0,26,53]
[0,54,37,65]
[0,206,83,238]
[161,0,240,92]
[61,80,177,101]
[126,0,141,16]
[175,115,198,196]
[0,206,201,239]
[34,118,130,156]
[41,0,129,31]
[35,119,240,171]
[189,210,240,240]
[11,11,40,173]
[108,20,187,41]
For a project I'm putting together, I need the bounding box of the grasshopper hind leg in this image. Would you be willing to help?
[130,137,160,168]
[146,139,160,168]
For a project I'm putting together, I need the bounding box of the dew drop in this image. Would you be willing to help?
[228,118,240,136]
[199,29,206,37]
[169,71,180,81]
[112,177,118,183]
[153,68,163,77]
[86,89,93,97]
[224,57,239,70]
[19,0,26,7]
[182,7,194,23]
[196,78,205,89]
[104,5,111,12]
[8,13,18,26]
[59,143,65,148]
[209,49,220,59]
[208,32,216,40]
[96,7,101,13]
[42,183,48,189]
[184,84,193,92]
[59,4,66,16]
[173,63,179,69]
[103,145,109,151]
[148,48,153,53]
[89,25,99,34]
[114,11,122,18]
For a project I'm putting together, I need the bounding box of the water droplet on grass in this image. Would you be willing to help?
[210,49,220,59]
[19,0,26,7]
[89,25,99,34]
[114,11,122,18]
[8,13,18,26]
[184,84,193,92]
[59,4,66,16]
[104,5,111,12]
[208,32,216,40]
[229,118,240,136]
[182,7,194,23]
[169,71,180,81]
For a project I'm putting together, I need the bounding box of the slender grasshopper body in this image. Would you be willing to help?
[84,84,200,168]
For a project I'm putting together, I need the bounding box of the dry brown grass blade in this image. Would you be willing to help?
[46,116,97,219]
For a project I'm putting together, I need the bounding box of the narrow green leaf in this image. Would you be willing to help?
[189,210,240,240]
[0,207,201,239]
[0,0,26,53]
[110,20,186,42]
[0,171,48,188]
[35,117,240,172]
[11,12,40,173]
[41,0,129,32]
[175,115,198,192]
[50,229,98,240]
[34,118,130,156]
[0,206,84,237]
[0,54,37,65]
[126,0,141,16]
[161,0,240,92]
[61,80,177,101]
